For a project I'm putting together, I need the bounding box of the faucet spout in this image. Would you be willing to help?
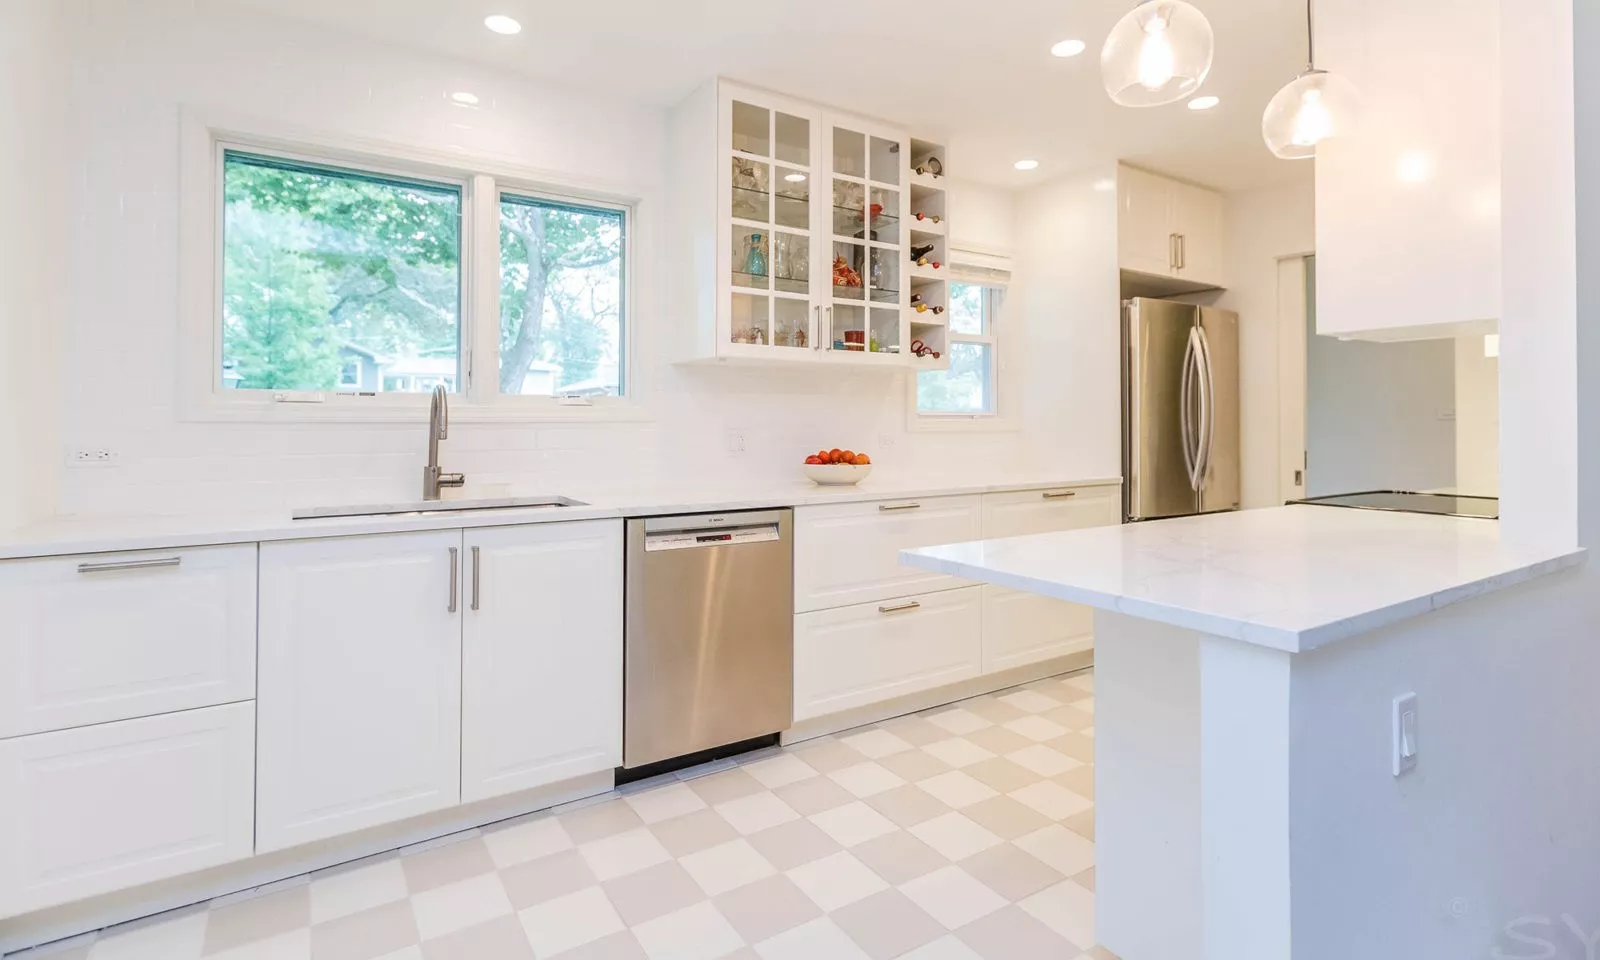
[423,385,465,500]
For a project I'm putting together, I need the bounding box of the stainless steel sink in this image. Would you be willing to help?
[293,496,587,520]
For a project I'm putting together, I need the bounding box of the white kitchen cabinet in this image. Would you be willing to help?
[794,586,983,722]
[1313,0,1499,340]
[979,485,1122,539]
[460,521,623,804]
[256,531,463,853]
[794,495,981,612]
[0,545,257,738]
[1118,164,1226,290]
[0,703,255,916]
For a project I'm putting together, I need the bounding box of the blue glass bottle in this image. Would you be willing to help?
[746,233,767,277]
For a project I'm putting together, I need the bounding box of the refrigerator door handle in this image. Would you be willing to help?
[1180,327,1199,491]
[1196,324,1216,489]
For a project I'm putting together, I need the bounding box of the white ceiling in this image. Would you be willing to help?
[205,0,1314,192]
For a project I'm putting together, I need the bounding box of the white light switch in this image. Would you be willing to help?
[1393,693,1419,776]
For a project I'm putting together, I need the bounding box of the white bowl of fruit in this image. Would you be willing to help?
[804,448,873,485]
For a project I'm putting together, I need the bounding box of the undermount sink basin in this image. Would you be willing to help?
[292,496,587,521]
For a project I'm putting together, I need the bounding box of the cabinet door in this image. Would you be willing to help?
[1173,183,1225,288]
[824,112,908,362]
[982,586,1094,673]
[461,521,623,804]
[0,703,255,916]
[256,531,463,853]
[794,587,982,721]
[980,486,1123,540]
[1118,166,1178,277]
[0,545,257,738]
[794,495,982,612]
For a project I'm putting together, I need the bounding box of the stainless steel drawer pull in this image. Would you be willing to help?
[448,547,459,614]
[878,503,923,512]
[77,557,182,574]
[470,546,481,611]
[1042,491,1078,500]
[878,601,922,614]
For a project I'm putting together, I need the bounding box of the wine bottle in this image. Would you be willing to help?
[913,157,944,178]
[913,257,942,269]
[909,242,936,261]
[913,212,942,223]
[913,303,946,315]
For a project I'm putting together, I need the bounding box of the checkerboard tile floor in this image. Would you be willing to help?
[15,670,1115,960]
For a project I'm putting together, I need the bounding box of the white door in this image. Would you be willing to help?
[0,703,255,916]
[461,521,623,804]
[1174,182,1226,288]
[256,531,463,853]
[1118,166,1178,277]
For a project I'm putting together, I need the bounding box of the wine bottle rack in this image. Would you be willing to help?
[907,136,950,371]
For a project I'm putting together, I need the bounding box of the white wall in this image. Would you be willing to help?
[947,179,1015,255]
[53,0,1046,520]
[0,0,65,530]
[1454,338,1500,496]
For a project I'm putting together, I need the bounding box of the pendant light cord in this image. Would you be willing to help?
[1306,0,1316,70]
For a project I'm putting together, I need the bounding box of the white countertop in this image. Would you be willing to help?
[0,475,1120,561]
[902,506,1586,653]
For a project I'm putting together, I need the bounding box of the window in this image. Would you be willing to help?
[221,151,462,393]
[917,282,1001,416]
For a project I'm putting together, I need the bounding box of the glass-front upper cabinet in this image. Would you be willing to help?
[825,116,906,362]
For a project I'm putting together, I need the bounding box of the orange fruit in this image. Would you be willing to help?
[853,453,871,465]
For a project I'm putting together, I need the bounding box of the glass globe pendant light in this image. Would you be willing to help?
[1262,0,1359,159]
[1101,1,1215,107]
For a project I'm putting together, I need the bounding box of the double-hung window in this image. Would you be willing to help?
[196,122,633,417]
[916,281,1003,417]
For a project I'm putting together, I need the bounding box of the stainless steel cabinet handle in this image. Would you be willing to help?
[1178,234,1188,270]
[470,546,481,611]
[878,503,922,512]
[77,556,182,574]
[878,601,922,614]
[813,306,822,351]
[448,547,459,614]
[1042,490,1078,500]
[825,306,834,350]
[1169,233,1178,270]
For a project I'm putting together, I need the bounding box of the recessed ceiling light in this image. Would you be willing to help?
[483,14,522,35]
[1092,178,1117,192]
[783,172,807,183]
[1188,95,1220,111]
[1051,39,1087,58]
[1397,151,1433,183]
[1014,159,1040,171]
[451,91,480,106]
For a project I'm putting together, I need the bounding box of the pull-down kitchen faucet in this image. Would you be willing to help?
[423,384,465,500]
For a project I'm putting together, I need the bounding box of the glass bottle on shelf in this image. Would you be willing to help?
[746,233,767,277]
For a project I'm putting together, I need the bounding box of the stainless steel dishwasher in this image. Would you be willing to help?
[623,510,793,773]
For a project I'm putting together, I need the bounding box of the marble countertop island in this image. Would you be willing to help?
[902,505,1586,653]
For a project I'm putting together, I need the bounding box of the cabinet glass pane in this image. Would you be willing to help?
[868,248,899,304]
[870,307,901,354]
[830,304,867,351]
[775,113,809,167]
[832,179,867,240]
[773,298,810,349]
[732,101,770,157]
[831,241,866,301]
[772,232,809,295]
[870,187,900,245]
[731,293,769,345]
[832,127,866,179]
[732,228,770,290]
[732,157,771,223]
[774,168,809,231]
[870,137,900,185]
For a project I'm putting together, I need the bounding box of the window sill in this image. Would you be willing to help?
[180,396,655,425]
[907,413,1018,434]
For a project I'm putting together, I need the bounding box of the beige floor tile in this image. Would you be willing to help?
[1084,945,1118,959]
[560,799,646,845]
[849,831,947,885]
[649,808,741,858]
[838,728,914,760]
[959,795,1053,842]
[785,851,888,911]
[744,817,841,870]
[921,738,996,770]
[630,902,744,960]
[416,915,532,960]
[923,708,992,736]
[1045,705,1095,732]
[204,929,311,960]
[579,828,672,882]
[1049,732,1096,763]
[997,690,1064,714]
[875,748,951,784]
[740,753,818,790]
[770,774,856,816]
[787,738,863,774]
[713,792,800,836]
[752,917,871,960]
[1003,716,1070,743]
[500,849,600,910]
[401,838,497,895]
[410,872,513,941]
[685,768,766,806]
[1019,881,1095,951]
[908,812,1003,861]
[94,909,208,960]
[1071,867,1095,892]
[895,936,984,960]
[622,782,708,826]
[712,875,821,944]
[954,904,1079,959]
[876,716,950,747]
[309,858,410,925]
[828,761,906,799]
[958,843,1064,902]
[808,800,898,849]
[202,885,311,955]
[482,816,574,870]
[965,698,1029,726]
[1015,825,1096,878]
[898,866,1006,931]
[1054,764,1095,799]
[863,784,950,829]
[1064,808,1095,841]
[962,757,1039,795]
[1006,744,1082,779]
[830,889,945,960]
[1010,781,1094,821]
[310,899,419,960]
[518,887,625,957]
[22,940,93,960]
[545,931,647,960]
[961,724,1035,757]
[917,770,998,810]
[678,838,777,897]
[601,860,707,926]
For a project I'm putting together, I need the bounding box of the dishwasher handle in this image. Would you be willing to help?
[639,510,789,552]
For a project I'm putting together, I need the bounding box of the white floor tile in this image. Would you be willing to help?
[909,812,1002,861]
[714,792,800,836]
[308,857,409,924]
[998,690,1063,714]
[839,729,913,759]
[1015,824,1097,877]
[1003,716,1071,743]
[785,851,888,911]
[89,910,207,960]
[899,866,1007,930]
[917,771,998,809]
[741,754,818,790]
[679,839,777,897]
[925,709,991,736]
[1009,781,1094,820]
[581,827,673,881]
[410,871,513,940]
[626,782,710,825]
[807,801,897,848]
[1005,744,1082,778]
[895,936,986,960]
[202,930,312,960]
[1020,880,1096,950]
[631,901,745,960]
[519,886,626,956]
[827,762,906,799]
[754,918,872,960]
[921,738,996,769]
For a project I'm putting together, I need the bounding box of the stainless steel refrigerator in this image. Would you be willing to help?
[1122,298,1241,521]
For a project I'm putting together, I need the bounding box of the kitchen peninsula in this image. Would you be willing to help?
[902,506,1585,960]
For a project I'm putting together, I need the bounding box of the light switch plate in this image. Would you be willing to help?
[1393,692,1419,776]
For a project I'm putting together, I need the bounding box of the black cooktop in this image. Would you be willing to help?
[1288,490,1500,519]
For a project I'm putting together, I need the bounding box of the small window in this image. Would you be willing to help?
[917,282,1001,416]
[499,194,627,397]
[220,151,462,393]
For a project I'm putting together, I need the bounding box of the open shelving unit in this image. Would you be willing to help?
[906,136,951,372]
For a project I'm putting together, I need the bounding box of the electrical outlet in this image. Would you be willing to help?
[67,447,119,467]
[726,431,747,455]
[877,433,896,448]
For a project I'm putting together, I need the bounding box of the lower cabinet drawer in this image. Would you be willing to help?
[794,587,983,722]
[0,702,256,918]
[982,585,1094,674]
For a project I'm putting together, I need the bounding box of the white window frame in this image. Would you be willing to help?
[910,269,1015,431]
[178,109,646,423]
